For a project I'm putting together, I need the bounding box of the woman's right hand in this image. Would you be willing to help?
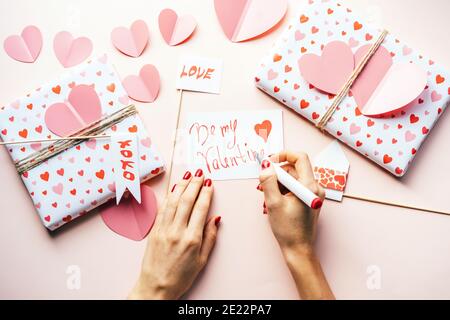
[258,151,334,300]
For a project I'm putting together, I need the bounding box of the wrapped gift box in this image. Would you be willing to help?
[255,0,449,176]
[0,56,164,230]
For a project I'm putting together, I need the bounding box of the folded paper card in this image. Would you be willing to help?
[313,141,349,202]
[0,56,164,230]
[255,0,449,176]
[184,110,283,180]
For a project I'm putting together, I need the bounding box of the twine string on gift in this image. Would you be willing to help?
[316,29,389,131]
[11,104,138,175]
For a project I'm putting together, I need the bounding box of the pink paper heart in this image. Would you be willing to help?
[158,9,196,46]
[352,44,427,116]
[214,0,287,42]
[111,20,149,57]
[3,25,42,63]
[298,41,354,94]
[53,31,93,68]
[101,184,158,241]
[45,85,102,137]
[122,64,160,103]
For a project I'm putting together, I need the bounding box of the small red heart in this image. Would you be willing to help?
[409,114,419,124]
[422,126,429,134]
[312,112,320,120]
[383,154,393,164]
[95,170,105,180]
[52,85,61,94]
[300,99,310,109]
[56,168,64,176]
[40,171,50,181]
[107,83,116,92]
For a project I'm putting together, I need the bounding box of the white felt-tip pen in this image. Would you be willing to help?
[256,155,323,210]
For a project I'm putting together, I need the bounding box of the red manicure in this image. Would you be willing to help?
[195,169,203,177]
[203,179,212,187]
[183,171,192,180]
[256,184,263,191]
[171,184,177,192]
[261,160,271,169]
[215,216,221,226]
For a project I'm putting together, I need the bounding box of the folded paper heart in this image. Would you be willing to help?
[111,20,149,57]
[101,184,158,241]
[158,8,196,46]
[3,25,42,63]
[214,0,288,42]
[45,84,102,137]
[54,31,93,68]
[122,64,160,103]
[298,41,428,116]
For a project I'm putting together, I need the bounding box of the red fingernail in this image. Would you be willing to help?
[263,202,267,208]
[215,216,221,226]
[261,160,271,169]
[183,171,192,180]
[171,184,177,192]
[203,178,212,187]
[195,169,203,177]
[256,184,263,191]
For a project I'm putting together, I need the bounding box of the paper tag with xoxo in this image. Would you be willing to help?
[111,133,141,204]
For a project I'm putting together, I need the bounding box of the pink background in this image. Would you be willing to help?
[1,0,450,299]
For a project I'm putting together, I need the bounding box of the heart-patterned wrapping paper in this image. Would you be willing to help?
[0,56,164,230]
[255,0,449,177]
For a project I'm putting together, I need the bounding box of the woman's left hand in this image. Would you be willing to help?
[129,169,220,300]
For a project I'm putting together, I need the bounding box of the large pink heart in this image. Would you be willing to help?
[53,31,93,68]
[3,25,42,63]
[45,85,102,137]
[111,20,149,57]
[214,0,288,42]
[352,45,428,116]
[101,184,158,241]
[122,64,160,103]
[158,9,196,46]
[298,41,428,116]
[298,41,354,95]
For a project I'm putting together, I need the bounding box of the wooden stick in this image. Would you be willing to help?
[343,193,450,217]
[165,89,184,193]
[0,135,111,146]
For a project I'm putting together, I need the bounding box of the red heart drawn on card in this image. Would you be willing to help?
[254,120,272,143]
[45,85,102,137]
[214,0,287,42]
[100,184,158,241]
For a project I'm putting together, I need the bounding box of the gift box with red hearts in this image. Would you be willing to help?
[255,0,449,176]
[0,56,164,230]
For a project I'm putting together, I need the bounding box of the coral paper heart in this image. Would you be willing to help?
[214,0,288,42]
[254,120,272,143]
[158,9,196,46]
[45,84,102,137]
[111,20,149,57]
[53,31,93,68]
[100,184,158,241]
[298,41,354,95]
[122,64,160,103]
[3,25,42,63]
[352,44,428,116]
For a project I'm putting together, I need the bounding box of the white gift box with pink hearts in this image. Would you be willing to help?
[0,56,164,230]
[255,0,449,177]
